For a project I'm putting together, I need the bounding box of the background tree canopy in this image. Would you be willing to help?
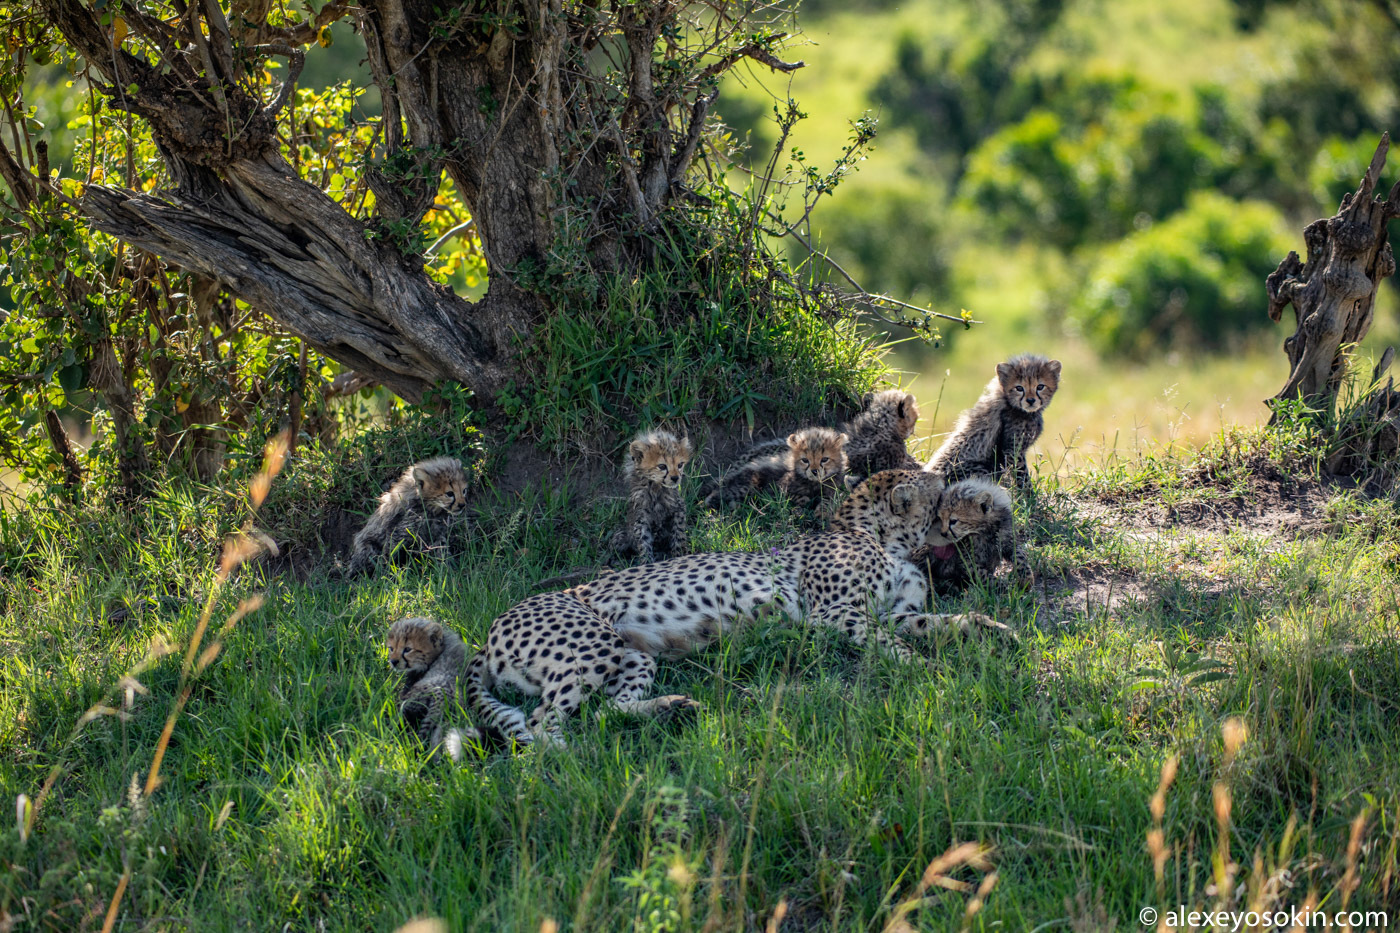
[3,0,1399,490]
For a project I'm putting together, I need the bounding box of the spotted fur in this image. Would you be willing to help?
[704,427,848,514]
[917,477,1029,592]
[609,429,692,563]
[387,617,476,749]
[925,354,1061,487]
[579,467,1008,664]
[465,469,1011,746]
[464,593,700,746]
[843,389,923,482]
[346,457,470,575]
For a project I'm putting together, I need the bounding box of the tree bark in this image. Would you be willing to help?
[79,154,518,402]
[1268,133,1399,415]
[1324,346,1399,478]
[39,0,801,407]
[43,411,84,491]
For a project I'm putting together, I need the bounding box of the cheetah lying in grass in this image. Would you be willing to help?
[466,469,1009,745]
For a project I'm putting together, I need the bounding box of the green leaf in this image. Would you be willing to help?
[1125,679,1166,693]
[57,363,86,392]
[1186,671,1230,688]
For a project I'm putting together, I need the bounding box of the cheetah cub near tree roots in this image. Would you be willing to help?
[704,427,849,514]
[345,457,470,575]
[925,354,1061,487]
[842,389,922,482]
[609,429,692,563]
[918,476,1030,592]
[386,617,478,752]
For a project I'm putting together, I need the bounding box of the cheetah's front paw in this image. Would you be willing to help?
[652,695,703,720]
[965,612,1018,641]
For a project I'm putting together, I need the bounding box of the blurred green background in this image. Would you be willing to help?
[715,0,1400,465]
[24,0,1400,467]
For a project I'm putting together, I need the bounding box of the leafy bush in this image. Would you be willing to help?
[958,75,1242,249]
[1070,192,1293,357]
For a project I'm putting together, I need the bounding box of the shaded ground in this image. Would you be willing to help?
[1032,456,1363,618]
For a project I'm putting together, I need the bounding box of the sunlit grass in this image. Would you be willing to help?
[1,421,1397,928]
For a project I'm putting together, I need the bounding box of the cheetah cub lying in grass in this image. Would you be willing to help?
[466,468,1011,747]
[916,477,1030,592]
[386,617,478,750]
[926,354,1060,488]
[704,427,849,515]
[842,389,922,482]
[609,429,692,563]
[345,457,471,575]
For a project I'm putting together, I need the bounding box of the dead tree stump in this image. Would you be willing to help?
[1267,133,1399,416]
[1325,347,1400,480]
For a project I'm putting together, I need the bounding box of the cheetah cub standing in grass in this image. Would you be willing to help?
[386,617,478,750]
[842,389,922,482]
[345,457,471,575]
[925,354,1061,487]
[917,476,1030,592]
[704,427,849,515]
[610,429,692,563]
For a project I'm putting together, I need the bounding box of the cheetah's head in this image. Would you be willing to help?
[386,617,447,673]
[629,429,692,488]
[929,478,1011,545]
[834,469,942,559]
[859,389,921,439]
[996,354,1061,415]
[788,427,848,483]
[412,457,470,516]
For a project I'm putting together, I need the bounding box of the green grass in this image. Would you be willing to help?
[1,425,1397,930]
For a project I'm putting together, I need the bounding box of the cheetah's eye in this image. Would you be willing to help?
[1015,385,1025,393]
[820,457,829,464]
[1037,384,1046,391]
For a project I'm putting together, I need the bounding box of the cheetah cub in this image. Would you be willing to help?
[842,389,922,482]
[609,429,692,563]
[345,457,470,575]
[918,477,1029,592]
[386,616,477,750]
[705,427,848,514]
[925,354,1061,487]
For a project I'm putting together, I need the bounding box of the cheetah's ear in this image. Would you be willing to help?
[787,432,800,448]
[889,482,918,515]
[430,626,445,651]
[411,466,429,487]
[860,391,874,410]
[995,362,1013,381]
[1047,359,1062,378]
[837,432,849,447]
[678,437,693,459]
[977,491,994,514]
[629,440,646,464]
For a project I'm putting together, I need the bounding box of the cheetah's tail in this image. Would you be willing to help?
[463,653,532,745]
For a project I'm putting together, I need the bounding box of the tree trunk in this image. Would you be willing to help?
[39,0,800,408]
[79,154,520,404]
[1324,346,1400,479]
[1268,133,1399,415]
